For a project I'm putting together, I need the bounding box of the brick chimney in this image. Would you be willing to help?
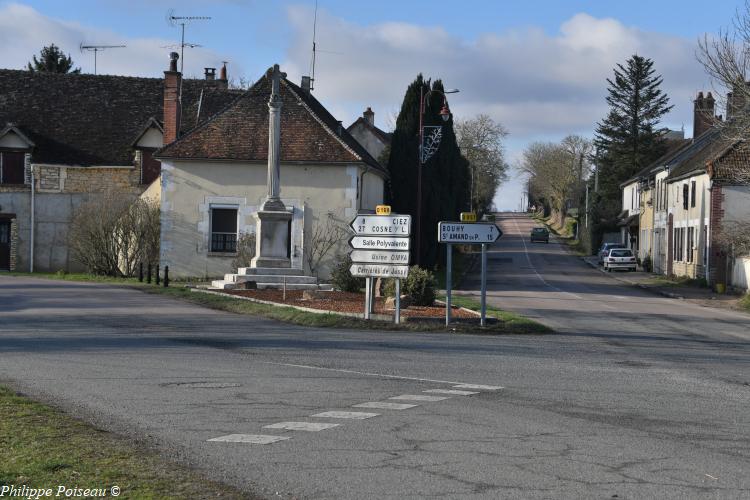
[301,76,311,94]
[163,52,181,145]
[217,62,228,90]
[204,67,216,81]
[363,107,375,126]
[726,82,748,120]
[693,91,715,138]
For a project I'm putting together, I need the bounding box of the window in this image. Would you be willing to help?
[674,227,685,262]
[686,227,694,263]
[140,149,161,185]
[691,180,696,208]
[210,208,238,253]
[682,184,689,210]
[0,151,25,185]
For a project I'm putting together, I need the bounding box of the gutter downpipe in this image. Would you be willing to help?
[30,165,35,273]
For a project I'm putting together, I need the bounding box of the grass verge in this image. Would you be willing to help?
[0,385,257,499]
[642,275,709,288]
[441,294,552,334]
[535,216,587,256]
[739,294,750,312]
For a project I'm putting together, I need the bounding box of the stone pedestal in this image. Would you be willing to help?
[251,209,292,268]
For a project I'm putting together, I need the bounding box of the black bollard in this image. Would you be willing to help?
[138,262,143,282]
[156,266,160,285]
[147,263,152,284]
[164,266,169,288]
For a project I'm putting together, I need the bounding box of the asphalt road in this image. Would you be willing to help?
[1,212,749,499]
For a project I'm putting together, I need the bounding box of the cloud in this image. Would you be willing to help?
[282,8,707,140]
[0,2,232,78]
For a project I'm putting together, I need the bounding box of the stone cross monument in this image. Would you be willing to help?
[251,64,293,268]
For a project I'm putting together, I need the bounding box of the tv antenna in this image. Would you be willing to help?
[166,9,211,76]
[309,0,318,91]
[79,43,126,75]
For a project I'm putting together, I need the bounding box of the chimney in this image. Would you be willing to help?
[363,107,375,126]
[217,62,228,89]
[727,82,748,120]
[301,76,311,94]
[163,52,181,145]
[337,120,343,136]
[204,67,216,81]
[693,91,714,138]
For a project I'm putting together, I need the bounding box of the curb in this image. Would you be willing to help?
[580,257,686,300]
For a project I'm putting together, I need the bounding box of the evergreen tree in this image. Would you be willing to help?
[387,75,470,268]
[27,44,80,74]
[594,55,672,192]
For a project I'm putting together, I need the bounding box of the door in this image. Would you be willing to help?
[0,220,10,270]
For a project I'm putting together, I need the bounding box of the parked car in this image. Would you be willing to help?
[530,227,549,243]
[603,248,637,272]
[597,242,626,264]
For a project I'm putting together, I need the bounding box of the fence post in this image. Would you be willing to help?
[164,266,169,287]
[156,266,160,286]
[138,262,143,282]
[147,263,152,284]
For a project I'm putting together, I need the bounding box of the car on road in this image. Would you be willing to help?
[597,242,626,264]
[603,248,637,272]
[530,227,549,243]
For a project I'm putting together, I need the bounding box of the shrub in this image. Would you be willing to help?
[231,232,256,270]
[642,254,652,273]
[384,266,436,306]
[330,254,364,292]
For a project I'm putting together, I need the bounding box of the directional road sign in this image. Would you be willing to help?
[350,249,410,264]
[350,215,411,236]
[350,263,409,278]
[438,222,502,243]
[349,236,411,251]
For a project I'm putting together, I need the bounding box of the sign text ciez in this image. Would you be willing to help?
[350,215,411,236]
[438,222,502,243]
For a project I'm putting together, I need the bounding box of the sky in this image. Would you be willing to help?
[0,0,743,210]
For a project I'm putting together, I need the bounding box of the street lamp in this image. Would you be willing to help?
[415,86,459,265]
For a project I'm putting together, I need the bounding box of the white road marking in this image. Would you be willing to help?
[424,389,479,395]
[353,402,418,410]
[207,434,290,444]
[390,394,448,402]
[261,361,465,385]
[453,384,503,391]
[263,422,340,432]
[311,411,379,419]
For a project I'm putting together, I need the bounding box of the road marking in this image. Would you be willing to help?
[424,389,479,395]
[207,434,290,444]
[353,402,418,410]
[453,384,503,391]
[311,411,379,419]
[390,394,448,402]
[261,361,465,385]
[263,422,340,432]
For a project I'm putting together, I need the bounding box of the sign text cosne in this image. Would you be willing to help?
[350,215,411,236]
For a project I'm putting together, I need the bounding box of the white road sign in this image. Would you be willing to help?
[349,263,410,278]
[350,250,410,264]
[438,222,502,243]
[349,236,411,251]
[350,215,411,236]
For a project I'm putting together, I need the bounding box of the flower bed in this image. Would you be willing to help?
[222,289,478,319]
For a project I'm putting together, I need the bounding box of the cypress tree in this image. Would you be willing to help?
[27,44,81,74]
[387,75,470,268]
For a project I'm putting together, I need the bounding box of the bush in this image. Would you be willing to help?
[642,254,652,273]
[330,254,364,292]
[231,232,256,269]
[384,266,436,306]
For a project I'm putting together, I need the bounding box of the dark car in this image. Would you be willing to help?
[530,227,549,243]
[598,242,626,264]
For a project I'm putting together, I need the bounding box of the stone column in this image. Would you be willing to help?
[262,64,286,212]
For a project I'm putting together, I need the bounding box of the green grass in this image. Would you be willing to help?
[441,294,552,334]
[0,386,257,499]
[739,294,750,312]
[535,216,587,256]
[643,275,709,288]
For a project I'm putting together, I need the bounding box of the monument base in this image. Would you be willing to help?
[251,209,292,268]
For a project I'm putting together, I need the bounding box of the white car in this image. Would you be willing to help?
[603,248,637,272]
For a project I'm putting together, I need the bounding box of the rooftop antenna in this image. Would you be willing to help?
[309,0,318,91]
[166,9,211,102]
[79,43,126,75]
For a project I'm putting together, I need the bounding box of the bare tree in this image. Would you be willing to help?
[455,114,510,214]
[520,141,580,226]
[304,211,348,278]
[716,220,750,256]
[231,232,256,270]
[69,192,160,276]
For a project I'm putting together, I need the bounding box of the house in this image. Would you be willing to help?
[154,65,388,279]
[346,107,392,162]
[0,59,238,272]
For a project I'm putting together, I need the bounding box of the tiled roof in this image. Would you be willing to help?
[666,127,728,182]
[0,69,225,166]
[708,140,750,183]
[156,71,386,174]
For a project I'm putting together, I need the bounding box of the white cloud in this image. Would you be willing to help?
[282,7,706,140]
[0,2,232,77]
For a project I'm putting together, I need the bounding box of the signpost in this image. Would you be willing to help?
[349,209,411,323]
[438,220,502,326]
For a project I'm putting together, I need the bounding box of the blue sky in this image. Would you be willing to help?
[1,0,743,210]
